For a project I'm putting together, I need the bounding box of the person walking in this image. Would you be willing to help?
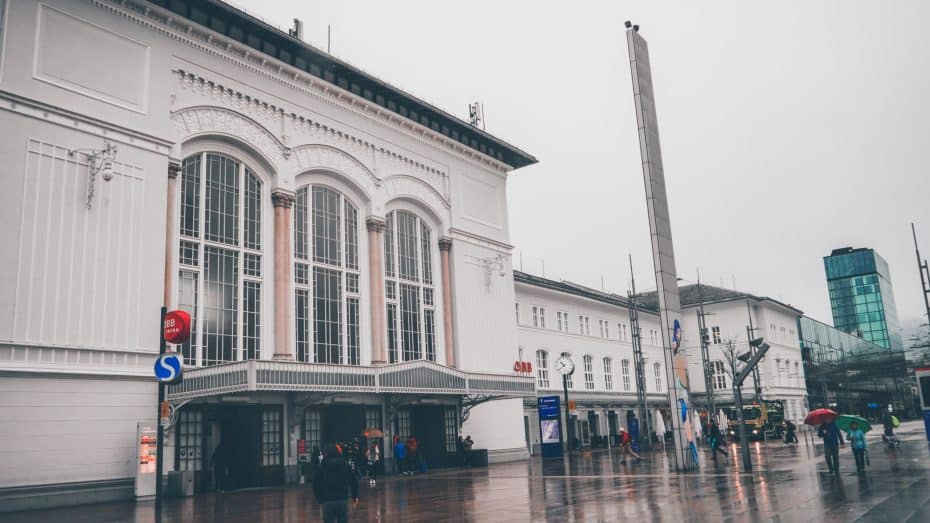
[784,420,798,445]
[818,420,845,475]
[463,435,474,466]
[618,427,641,464]
[405,436,419,475]
[393,436,406,476]
[365,441,381,487]
[313,444,359,523]
[456,436,466,466]
[210,441,228,492]
[708,422,728,464]
[847,421,868,473]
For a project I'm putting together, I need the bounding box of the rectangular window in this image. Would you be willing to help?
[177,271,198,366]
[654,362,663,392]
[444,407,458,453]
[347,297,360,365]
[180,241,199,267]
[599,320,609,339]
[295,263,309,285]
[536,351,550,388]
[180,155,201,239]
[312,187,341,266]
[296,289,310,362]
[384,213,395,277]
[243,281,261,360]
[313,266,342,364]
[515,303,520,324]
[532,306,546,328]
[579,315,591,336]
[713,361,727,390]
[346,272,359,294]
[294,186,308,260]
[244,168,261,250]
[420,221,432,285]
[396,211,419,281]
[202,247,238,365]
[584,356,595,390]
[603,358,613,390]
[424,309,436,362]
[712,326,721,345]
[244,253,261,277]
[621,360,631,391]
[304,408,322,457]
[557,311,568,332]
[345,201,358,270]
[400,284,421,360]
[387,303,398,363]
[204,154,239,246]
[176,410,202,471]
[262,409,281,466]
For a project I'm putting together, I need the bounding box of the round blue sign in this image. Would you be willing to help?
[154,353,184,384]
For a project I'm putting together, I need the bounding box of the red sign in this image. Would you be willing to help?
[163,310,191,344]
[513,361,533,373]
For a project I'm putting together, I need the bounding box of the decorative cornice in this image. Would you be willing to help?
[438,237,453,251]
[366,216,386,233]
[271,189,296,208]
[167,161,181,179]
[170,105,289,169]
[90,0,510,173]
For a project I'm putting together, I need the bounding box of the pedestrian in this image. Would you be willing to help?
[313,443,359,523]
[818,420,845,475]
[393,436,406,476]
[846,421,868,473]
[464,435,474,466]
[708,422,728,464]
[210,441,228,492]
[405,436,419,474]
[618,427,641,464]
[366,441,380,487]
[456,435,466,466]
[784,420,798,444]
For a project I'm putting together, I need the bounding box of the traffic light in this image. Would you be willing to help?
[737,351,751,363]
[701,328,710,347]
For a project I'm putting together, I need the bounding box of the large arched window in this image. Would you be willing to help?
[177,152,263,367]
[383,210,436,363]
[293,185,360,365]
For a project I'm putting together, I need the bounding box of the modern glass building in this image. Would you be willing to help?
[824,247,903,352]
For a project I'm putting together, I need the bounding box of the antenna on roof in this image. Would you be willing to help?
[328,25,332,53]
[289,19,304,41]
[469,102,485,129]
[601,275,606,292]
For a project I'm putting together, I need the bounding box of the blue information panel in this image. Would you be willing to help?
[538,396,563,458]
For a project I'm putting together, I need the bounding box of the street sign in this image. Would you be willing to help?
[154,352,183,384]
[568,400,577,415]
[163,310,191,345]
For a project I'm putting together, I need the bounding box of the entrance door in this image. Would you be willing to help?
[410,406,448,469]
[220,407,262,490]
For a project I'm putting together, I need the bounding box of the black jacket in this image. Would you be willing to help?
[313,456,359,503]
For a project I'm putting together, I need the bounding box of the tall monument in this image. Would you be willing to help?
[626,24,697,471]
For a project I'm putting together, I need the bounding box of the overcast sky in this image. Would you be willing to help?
[235,0,930,328]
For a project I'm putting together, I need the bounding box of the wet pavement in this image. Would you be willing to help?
[4,421,930,522]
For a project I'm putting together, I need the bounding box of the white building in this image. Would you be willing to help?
[515,272,810,452]
[0,0,536,511]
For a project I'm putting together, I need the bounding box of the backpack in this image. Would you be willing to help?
[891,415,900,428]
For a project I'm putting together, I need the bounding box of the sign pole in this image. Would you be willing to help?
[155,306,166,522]
[563,375,572,455]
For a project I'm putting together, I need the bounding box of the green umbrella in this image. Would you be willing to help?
[835,414,871,433]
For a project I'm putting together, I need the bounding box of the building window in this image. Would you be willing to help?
[515,303,520,324]
[536,350,550,388]
[532,306,546,328]
[176,410,202,471]
[562,352,573,388]
[397,409,411,440]
[713,361,727,390]
[384,210,436,362]
[712,326,721,345]
[304,408,322,454]
[619,323,628,341]
[444,407,458,453]
[178,152,263,367]
[599,320,610,339]
[654,362,663,392]
[603,357,613,390]
[583,355,595,390]
[557,311,568,332]
[578,315,591,336]
[262,409,282,466]
[294,186,361,365]
[621,359,631,391]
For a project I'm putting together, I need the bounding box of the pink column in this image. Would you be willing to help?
[272,190,296,361]
[438,237,456,368]
[367,217,386,365]
[163,162,180,307]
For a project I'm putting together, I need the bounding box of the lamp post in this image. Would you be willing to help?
[555,355,576,454]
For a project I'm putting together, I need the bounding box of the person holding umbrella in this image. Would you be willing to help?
[807,408,843,475]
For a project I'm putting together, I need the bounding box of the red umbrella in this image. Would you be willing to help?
[804,408,838,426]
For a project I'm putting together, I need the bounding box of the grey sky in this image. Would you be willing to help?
[234,0,930,327]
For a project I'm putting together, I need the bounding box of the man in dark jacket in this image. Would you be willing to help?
[818,421,845,475]
[313,444,359,523]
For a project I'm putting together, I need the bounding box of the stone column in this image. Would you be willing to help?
[272,190,296,361]
[438,237,456,368]
[163,161,180,307]
[367,217,386,365]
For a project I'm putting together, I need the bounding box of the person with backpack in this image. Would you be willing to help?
[393,436,406,476]
[313,444,359,523]
[784,420,798,444]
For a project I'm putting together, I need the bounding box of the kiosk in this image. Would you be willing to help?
[916,367,930,441]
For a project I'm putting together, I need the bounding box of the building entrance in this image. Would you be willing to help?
[198,405,283,492]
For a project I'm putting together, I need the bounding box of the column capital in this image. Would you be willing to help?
[271,189,296,208]
[167,161,181,179]
[366,216,386,233]
[438,237,453,251]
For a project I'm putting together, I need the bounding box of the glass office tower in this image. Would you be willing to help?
[824,247,904,352]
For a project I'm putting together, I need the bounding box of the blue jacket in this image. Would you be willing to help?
[848,429,867,450]
[818,422,844,447]
[394,441,406,460]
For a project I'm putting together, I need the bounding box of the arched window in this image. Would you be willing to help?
[383,210,436,362]
[536,350,550,388]
[561,352,573,389]
[602,357,613,390]
[293,186,360,365]
[177,152,263,367]
[583,355,595,390]
[621,359,631,391]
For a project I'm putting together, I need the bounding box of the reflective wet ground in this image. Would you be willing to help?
[4,421,930,522]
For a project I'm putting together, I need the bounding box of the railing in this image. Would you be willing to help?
[166,359,536,401]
